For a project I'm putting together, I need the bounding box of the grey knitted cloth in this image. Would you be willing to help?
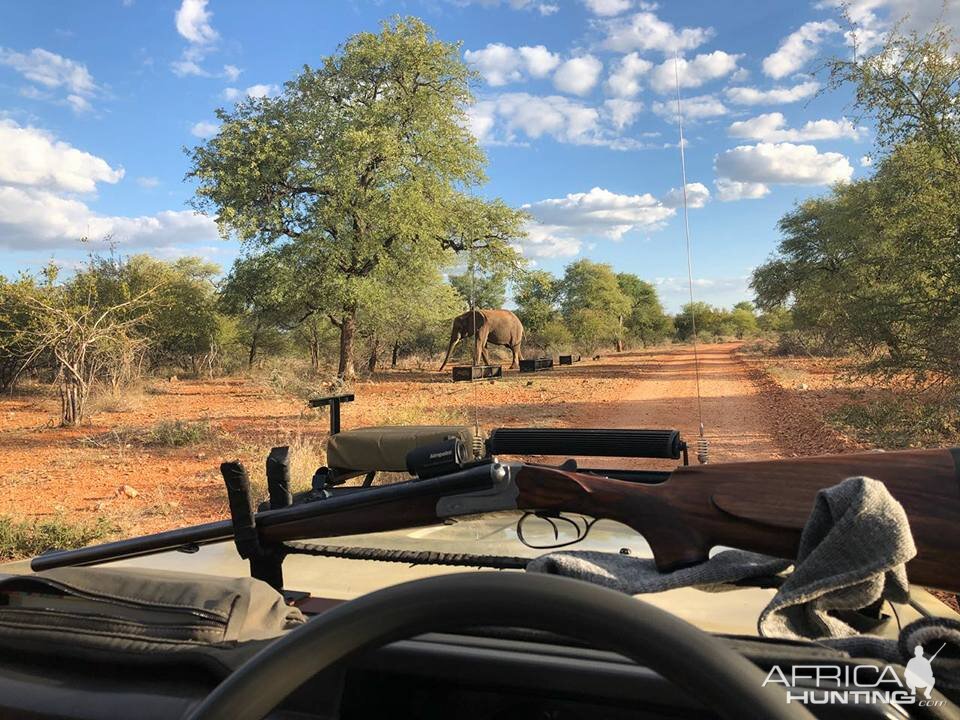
[527,476,917,640]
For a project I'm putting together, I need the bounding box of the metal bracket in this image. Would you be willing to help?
[436,463,519,517]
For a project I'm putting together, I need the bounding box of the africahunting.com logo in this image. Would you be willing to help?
[763,644,946,707]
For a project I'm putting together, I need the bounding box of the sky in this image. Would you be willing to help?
[0,0,956,311]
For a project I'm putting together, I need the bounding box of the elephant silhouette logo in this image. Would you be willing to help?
[905,644,945,700]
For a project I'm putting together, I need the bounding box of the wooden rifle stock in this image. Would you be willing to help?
[514,448,960,593]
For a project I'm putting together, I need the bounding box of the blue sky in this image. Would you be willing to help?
[0,0,953,310]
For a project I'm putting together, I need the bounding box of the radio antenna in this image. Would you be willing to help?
[674,51,708,464]
[469,245,480,437]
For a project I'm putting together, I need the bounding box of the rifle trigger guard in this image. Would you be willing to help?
[436,463,519,517]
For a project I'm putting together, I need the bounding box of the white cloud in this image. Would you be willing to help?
[468,93,602,145]
[519,46,562,77]
[452,0,559,13]
[223,87,241,101]
[602,11,713,54]
[661,182,711,209]
[649,51,741,94]
[464,43,561,86]
[762,20,839,79]
[603,98,643,129]
[583,0,631,16]
[0,47,96,94]
[652,93,728,121]
[605,52,652,97]
[136,176,160,188]
[715,142,854,188]
[0,186,219,250]
[245,83,280,99]
[0,47,99,112]
[860,154,873,167]
[0,122,217,252]
[0,120,124,193]
[191,120,220,138]
[516,222,582,258]
[553,55,603,95]
[714,178,770,201]
[819,0,960,51]
[724,81,819,105]
[524,186,675,240]
[223,64,241,81]
[728,112,865,142]
[175,0,218,45]
[171,58,209,77]
[66,94,93,113]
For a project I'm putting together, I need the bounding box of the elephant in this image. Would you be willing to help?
[439,309,524,370]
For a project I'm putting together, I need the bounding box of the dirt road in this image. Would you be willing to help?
[553,342,786,469]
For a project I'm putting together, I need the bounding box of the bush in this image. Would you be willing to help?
[0,515,116,560]
[829,393,960,449]
[145,420,216,447]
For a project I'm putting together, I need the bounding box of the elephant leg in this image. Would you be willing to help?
[439,333,461,371]
[475,329,490,367]
[510,343,521,369]
[481,347,492,366]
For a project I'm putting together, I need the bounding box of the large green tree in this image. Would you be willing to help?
[616,273,673,348]
[188,17,524,377]
[559,260,631,353]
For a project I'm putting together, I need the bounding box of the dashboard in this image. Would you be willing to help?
[0,630,942,720]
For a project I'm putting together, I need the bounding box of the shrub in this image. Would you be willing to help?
[0,515,116,560]
[145,419,216,447]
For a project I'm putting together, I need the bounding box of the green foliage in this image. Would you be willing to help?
[752,140,960,380]
[0,514,116,561]
[188,17,525,377]
[559,260,631,352]
[449,269,507,309]
[674,301,759,341]
[617,273,674,347]
[755,23,960,384]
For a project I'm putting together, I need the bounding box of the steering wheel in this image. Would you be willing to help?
[186,572,813,720]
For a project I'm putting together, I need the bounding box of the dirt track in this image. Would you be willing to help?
[575,343,785,467]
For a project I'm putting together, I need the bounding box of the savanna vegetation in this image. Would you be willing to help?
[750,23,960,447]
[0,18,767,431]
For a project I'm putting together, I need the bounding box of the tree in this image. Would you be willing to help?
[188,17,524,377]
[219,251,292,368]
[8,263,156,425]
[513,270,561,346]
[616,273,673,348]
[359,258,463,371]
[752,139,960,380]
[674,302,721,341]
[828,22,960,171]
[449,269,506,309]
[559,260,631,352]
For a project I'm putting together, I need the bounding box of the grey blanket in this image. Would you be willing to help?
[527,476,916,640]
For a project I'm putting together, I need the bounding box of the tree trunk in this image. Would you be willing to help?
[60,378,82,426]
[616,315,625,352]
[391,339,400,368]
[247,319,261,369]
[367,338,380,373]
[337,310,357,379]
